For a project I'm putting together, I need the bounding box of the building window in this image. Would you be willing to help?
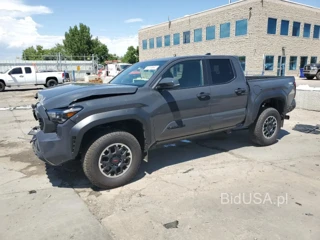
[173,33,180,45]
[289,56,297,70]
[142,40,147,50]
[311,56,318,64]
[206,26,215,40]
[264,55,274,71]
[238,56,246,71]
[292,21,301,37]
[314,25,320,39]
[280,20,289,36]
[209,59,235,84]
[194,28,202,42]
[164,35,170,47]
[156,37,162,48]
[220,22,230,38]
[236,19,248,36]
[300,56,308,68]
[303,23,311,38]
[183,31,190,44]
[267,18,277,34]
[149,38,154,49]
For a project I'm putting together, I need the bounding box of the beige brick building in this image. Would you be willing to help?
[138,0,320,76]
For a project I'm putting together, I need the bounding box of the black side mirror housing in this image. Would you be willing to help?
[156,77,180,90]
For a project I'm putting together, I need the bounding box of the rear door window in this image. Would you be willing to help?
[208,59,235,85]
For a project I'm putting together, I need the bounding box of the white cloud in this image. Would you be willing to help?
[99,35,138,57]
[0,0,61,50]
[0,0,138,58]
[0,0,51,17]
[0,16,63,49]
[124,18,143,23]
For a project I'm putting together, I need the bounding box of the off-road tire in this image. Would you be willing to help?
[306,76,314,80]
[249,107,281,146]
[0,81,5,92]
[83,131,142,189]
[45,79,58,88]
[316,71,320,80]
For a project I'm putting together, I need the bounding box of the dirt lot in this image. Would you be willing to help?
[0,86,320,240]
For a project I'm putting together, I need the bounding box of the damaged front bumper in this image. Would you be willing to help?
[28,126,75,166]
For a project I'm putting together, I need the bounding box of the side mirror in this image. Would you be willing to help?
[156,77,180,90]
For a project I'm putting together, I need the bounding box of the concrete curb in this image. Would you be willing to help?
[296,86,320,112]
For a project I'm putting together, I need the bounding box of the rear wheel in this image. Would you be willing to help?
[316,71,320,80]
[45,79,58,88]
[83,130,142,189]
[0,81,5,92]
[249,107,281,146]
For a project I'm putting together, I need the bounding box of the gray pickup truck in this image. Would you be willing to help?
[29,55,296,189]
[303,63,320,80]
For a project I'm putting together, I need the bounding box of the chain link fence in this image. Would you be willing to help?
[0,54,99,81]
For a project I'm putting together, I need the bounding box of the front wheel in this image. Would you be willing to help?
[249,107,281,146]
[83,131,142,189]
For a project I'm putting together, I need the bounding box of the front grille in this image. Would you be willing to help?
[304,66,311,70]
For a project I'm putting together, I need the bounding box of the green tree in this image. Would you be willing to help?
[63,23,93,58]
[122,46,139,64]
[92,38,109,64]
[108,53,120,61]
[22,23,118,63]
[22,46,38,60]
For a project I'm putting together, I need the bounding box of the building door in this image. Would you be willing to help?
[277,56,286,76]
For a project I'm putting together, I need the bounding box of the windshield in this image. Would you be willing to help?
[110,60,167,87]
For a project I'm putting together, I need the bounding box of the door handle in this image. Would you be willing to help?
[235,88,246,96]
[19,75,24,77]
[197,92,210,100]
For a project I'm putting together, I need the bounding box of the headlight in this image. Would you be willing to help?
[311,67,318,70]
[47,107,83,124]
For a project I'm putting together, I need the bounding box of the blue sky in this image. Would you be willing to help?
[0,0,320,59]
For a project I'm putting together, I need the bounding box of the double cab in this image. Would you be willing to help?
[29,55,296,189]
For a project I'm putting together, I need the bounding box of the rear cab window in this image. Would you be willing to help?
[25,67,32,74]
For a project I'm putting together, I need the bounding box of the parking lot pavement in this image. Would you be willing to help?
[296,78,320,88]
[0,89,320,240]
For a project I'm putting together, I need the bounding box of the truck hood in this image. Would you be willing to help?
[37,83,138,109]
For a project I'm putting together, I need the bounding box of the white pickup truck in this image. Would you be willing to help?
[0,66,64,92]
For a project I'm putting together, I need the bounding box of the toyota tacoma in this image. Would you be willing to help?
[29,55,296,189]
